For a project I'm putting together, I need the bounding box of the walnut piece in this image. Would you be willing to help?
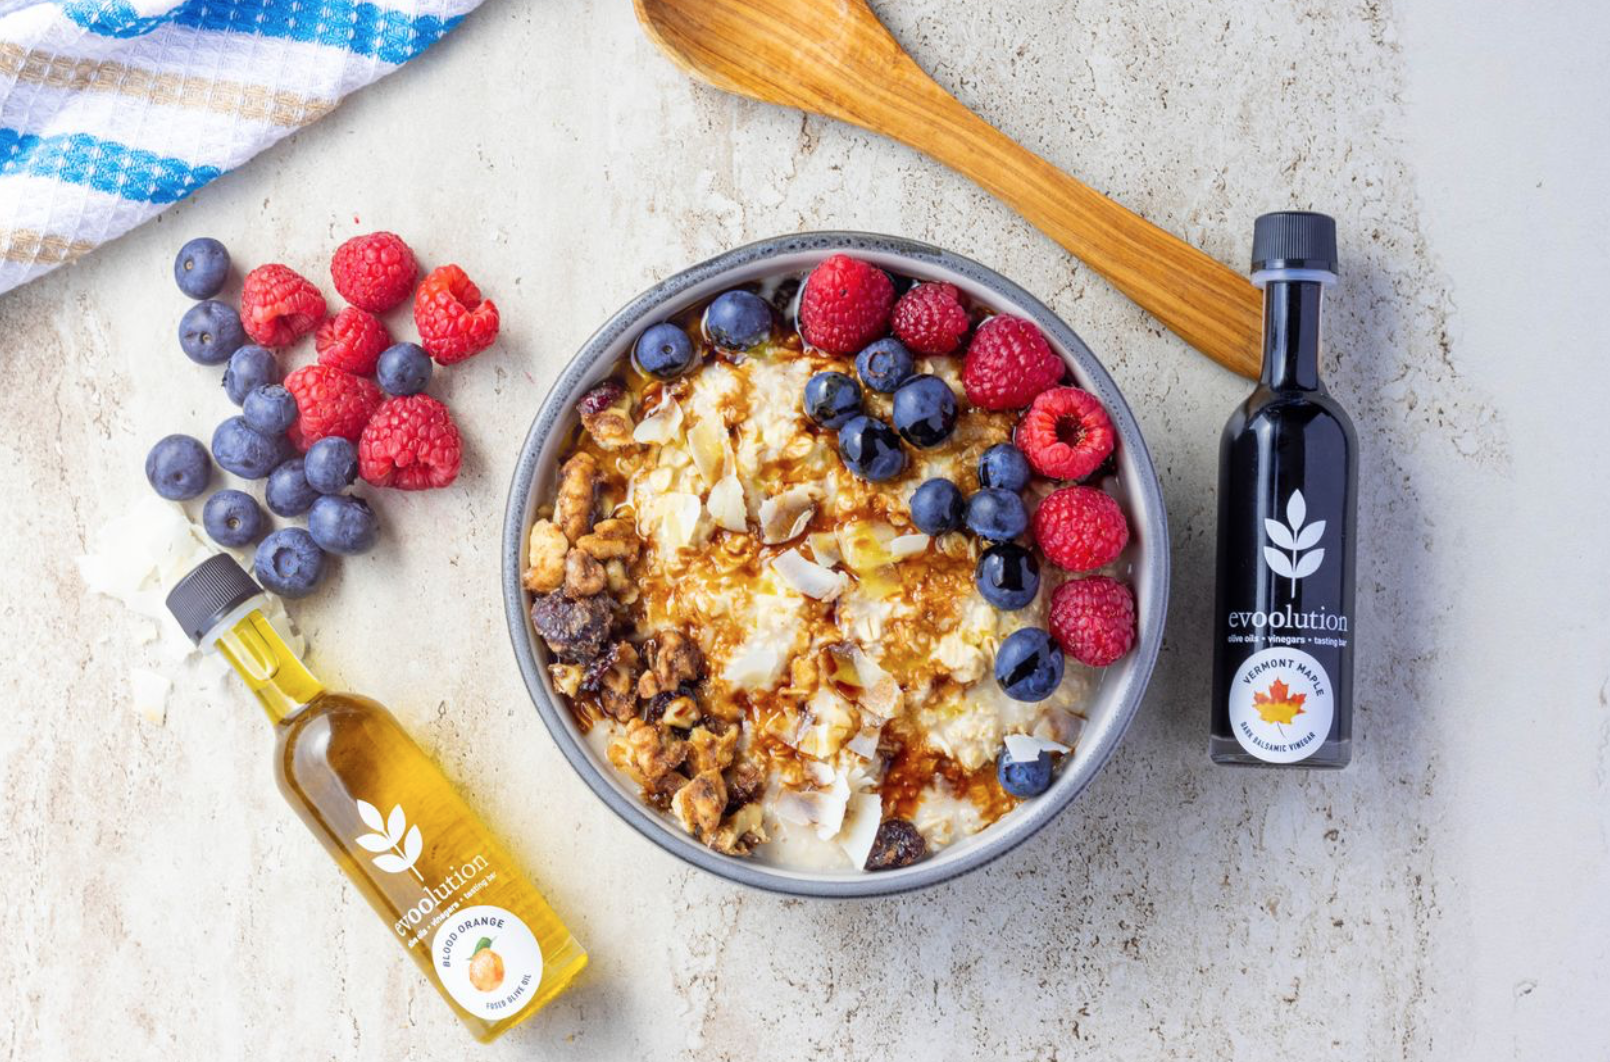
[613,718,686,786]
[686,724,738,775]
[563,547,607,597]
[548,663,584,697]
[576,517,640,562]
[523,519,568,592]
[556,452,601,543]
[583,641,641,722]
[671,769,727,842]
[578,379,637,451]
[708,803,767,856]
[724,761,765,810]
[638,629,705,700]
[660,695,702,730]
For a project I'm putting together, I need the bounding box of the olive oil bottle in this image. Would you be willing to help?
[166,554,586,1041]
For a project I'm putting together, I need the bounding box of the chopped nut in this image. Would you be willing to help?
[724,761,765,811]
[660,695,702,730]
[616,717,687,785]
[581,642,640,721]
[578,379,637,450]
[563,547,608,597]
[709,802,767,856]
[523,519,568,592]
[556,453,601,542]
[648,629,704,692]
[646,769,690,809]
[605,558,632,595]
[671,769,727,842]
[530,591,613,663]
[687,724,738,775]
[576,517,640,562]
[548,663,584,697]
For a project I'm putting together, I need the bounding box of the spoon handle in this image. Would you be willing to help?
[855,65,1264,377]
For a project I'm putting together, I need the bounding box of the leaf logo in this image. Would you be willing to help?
[1262,489,1325,593]
[354,799,424,882]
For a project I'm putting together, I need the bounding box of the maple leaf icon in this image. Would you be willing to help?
[1252,677,1307,726]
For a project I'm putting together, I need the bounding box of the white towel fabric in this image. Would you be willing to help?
[0,0,482,294]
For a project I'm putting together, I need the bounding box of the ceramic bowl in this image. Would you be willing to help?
[503,232,1168,898]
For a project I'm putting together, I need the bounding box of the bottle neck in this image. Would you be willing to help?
[1257,279,1327,391]
[209,608,324,725]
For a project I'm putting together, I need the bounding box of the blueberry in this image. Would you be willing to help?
[173,237,230,299]
[223,345,279,405]
[978,443,1031,492]
[202,489,264,547]
[837,415,906,482]
[253,528,325,598]
[304,436,358,494]
[634,322,696,379]
[997,749,1054,798]
[179,299,246,365]
[144,434,212,500]
[803,371,863,429]
[909,478,965,535]
[975,543,1040,610]
[212,416,289,479]
[243,384,298,435]
[966,488,1029,541]
[308,494,379,555]
[265,458,320,517]
[854,337,914,393]
[704,290,773,349]
[891,374,957,449]
[994,628,1064,702]
[376,341,432,396]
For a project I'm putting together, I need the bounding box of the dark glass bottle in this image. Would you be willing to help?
[1210,212,1357,768]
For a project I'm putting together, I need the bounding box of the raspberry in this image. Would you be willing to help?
[240,264,327,348]
[315,306,391,375]
[1031,485,1129,572]
[891,282,970,356]
[1017,386,1116,481]
[1049,576,1136,667]
[799,254,895,354]
[359,394,463,490]
[414,264,500,364]
[283,364,382,452]
[330,231,417,313]
[961,315,1063,410]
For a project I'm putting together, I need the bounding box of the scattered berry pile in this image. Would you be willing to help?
[793,254,1137,803]
[144,232,501,600]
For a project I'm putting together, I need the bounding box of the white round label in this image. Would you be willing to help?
[1228,647,1335,764]
[432,905,544,1021]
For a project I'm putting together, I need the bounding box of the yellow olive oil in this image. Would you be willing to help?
[167,555,586,1042]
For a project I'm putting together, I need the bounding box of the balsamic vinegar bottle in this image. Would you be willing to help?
[1210,211,1357,768]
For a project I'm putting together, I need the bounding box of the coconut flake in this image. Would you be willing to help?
[772,549,849,601]
[758,486,819,545]
[653,492,707,552]
[632,397,684,444]
[838,792,884,867]
[888,533,931,560]
[1004,733,1071,763]
[707,472,748,532]
[796,687,859,760]
[130,667,171,724]
[687,416,728,484]
[808,531,842,567]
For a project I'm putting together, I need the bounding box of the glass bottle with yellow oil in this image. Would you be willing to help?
[165,554,586,1042]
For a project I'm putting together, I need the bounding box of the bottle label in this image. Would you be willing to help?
[1227,646,1335,764]
[432,905,545,1020]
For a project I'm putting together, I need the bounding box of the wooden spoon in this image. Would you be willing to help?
[634,0,1263,378]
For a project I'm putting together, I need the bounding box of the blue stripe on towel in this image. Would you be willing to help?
[0,129,220,204]
[59,1,463,63]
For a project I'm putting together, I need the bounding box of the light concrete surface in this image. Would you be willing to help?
[1,0,1606,1058]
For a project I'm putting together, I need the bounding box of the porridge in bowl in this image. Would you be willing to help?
[523,255,1138,873]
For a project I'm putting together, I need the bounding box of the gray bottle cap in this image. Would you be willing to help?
[1252,211,1338,275]
[165,553,263,644]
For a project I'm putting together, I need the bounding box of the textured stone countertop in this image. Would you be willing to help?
[2,1,1606,1059]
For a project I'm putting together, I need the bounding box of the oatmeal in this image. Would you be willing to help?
[525,256,1137,872]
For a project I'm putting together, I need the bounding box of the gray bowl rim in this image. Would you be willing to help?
[502,231,1169,899]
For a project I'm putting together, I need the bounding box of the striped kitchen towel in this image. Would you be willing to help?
[0,0,482,295]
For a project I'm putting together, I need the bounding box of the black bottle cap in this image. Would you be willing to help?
[165,553,263,644]
[1251,211,1339,275]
